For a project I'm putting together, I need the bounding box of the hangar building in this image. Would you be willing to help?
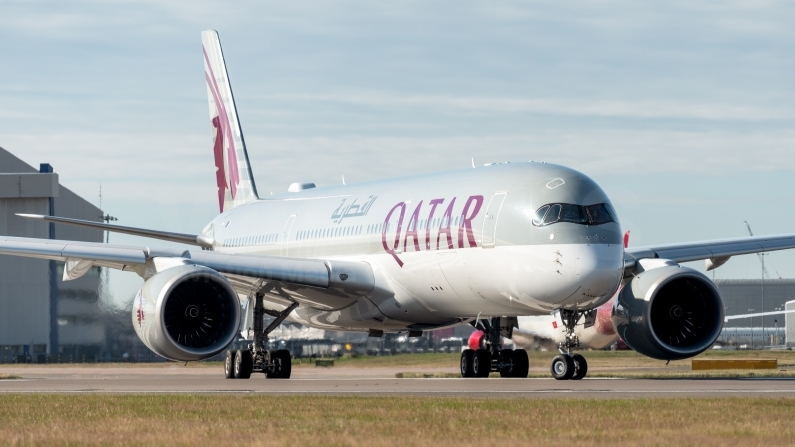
[715,279,795,346]
[0,147,104,362]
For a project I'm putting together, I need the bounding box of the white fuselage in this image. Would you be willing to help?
[206,162,625,332]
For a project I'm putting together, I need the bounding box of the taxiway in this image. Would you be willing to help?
[2,365,795,397]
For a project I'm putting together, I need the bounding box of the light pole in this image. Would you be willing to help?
[748,309,755,349]
[761,253,767,348]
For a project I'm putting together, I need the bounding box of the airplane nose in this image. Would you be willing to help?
[573,244,623,307]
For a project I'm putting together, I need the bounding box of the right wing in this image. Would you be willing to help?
[624,233,795,275]
[0,235,374,310]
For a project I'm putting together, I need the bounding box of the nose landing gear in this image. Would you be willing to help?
[550,309,593,380]
[460,317,529,378]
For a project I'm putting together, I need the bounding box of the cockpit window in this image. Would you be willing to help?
[542,204,562,225]
[533,203,616,226]
[532,205,550,226]
[585,204,614,225]
[560,204,588,224]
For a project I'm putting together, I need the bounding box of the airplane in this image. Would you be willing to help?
[3,29,795,381]
[511,297,619,353]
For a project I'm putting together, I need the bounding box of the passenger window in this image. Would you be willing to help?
[533,205,550,226]
[543,204,561,225]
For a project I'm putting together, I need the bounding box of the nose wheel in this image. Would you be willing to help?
[550,355,575,380]
[549,309,593,380]
[550,353,587,380]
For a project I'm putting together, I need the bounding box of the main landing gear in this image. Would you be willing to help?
[224,294,299,380]
[549,309,594,380]
[460,317,529,378]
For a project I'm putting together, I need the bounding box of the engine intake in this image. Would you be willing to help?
[132,264,240,361]
[612,262,724,360]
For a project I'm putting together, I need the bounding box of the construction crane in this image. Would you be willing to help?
[744,221,782,279]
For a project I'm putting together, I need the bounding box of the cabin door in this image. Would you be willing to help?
[481,192,507,248]
[280,215,295,256]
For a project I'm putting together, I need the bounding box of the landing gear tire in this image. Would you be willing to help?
[473,349,491,378]
[273,349,292,379]
[550,355,575,380]
[511,349,529,378]
[224,350,236,379]
[460,349,475,377]
[498,349,514,378]
[571,354,588,380]
[234,349,253,379]
[266,351,277,378]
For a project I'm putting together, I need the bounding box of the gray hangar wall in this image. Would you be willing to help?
[0,147,103,359]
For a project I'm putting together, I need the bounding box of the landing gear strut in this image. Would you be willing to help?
[224,294,298,379]
[550,309,593,380]
[460,317,529,378]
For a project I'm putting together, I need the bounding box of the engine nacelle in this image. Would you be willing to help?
[132,264,240,361]
[612,261,724,360]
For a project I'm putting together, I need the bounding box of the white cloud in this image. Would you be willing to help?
[3,126,793,206]
[263,92,791,121]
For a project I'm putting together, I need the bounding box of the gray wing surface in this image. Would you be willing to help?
[624,233,795,274]
[0,235,374,310]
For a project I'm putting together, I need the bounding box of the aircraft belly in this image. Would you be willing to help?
[291,297,405,331]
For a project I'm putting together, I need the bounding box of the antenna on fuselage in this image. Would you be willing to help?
[342,175,346,185]
[471,157,475,168]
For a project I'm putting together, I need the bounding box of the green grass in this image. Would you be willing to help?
[0,374,19,380]
[1,394,795,446]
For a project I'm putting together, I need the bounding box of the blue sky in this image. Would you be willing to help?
[1,1,794,301]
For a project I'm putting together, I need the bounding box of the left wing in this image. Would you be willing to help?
[624,233,795,275]
[0,235,374,310]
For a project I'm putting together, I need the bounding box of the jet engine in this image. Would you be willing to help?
[131,264,240,361]
[611,261,724,360]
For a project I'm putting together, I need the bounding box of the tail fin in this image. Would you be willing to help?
[201,30,258,213]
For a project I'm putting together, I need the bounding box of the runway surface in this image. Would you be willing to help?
[2,365,795,397]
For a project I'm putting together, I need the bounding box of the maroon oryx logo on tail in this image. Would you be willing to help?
[204,46,240,212]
